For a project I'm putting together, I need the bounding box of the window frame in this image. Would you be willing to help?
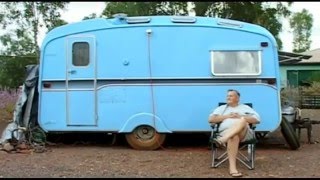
[210,50,262,76]
[72,42,90,67]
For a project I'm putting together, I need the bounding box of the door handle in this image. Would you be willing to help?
[68,70,76,74]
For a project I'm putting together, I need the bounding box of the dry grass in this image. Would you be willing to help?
[281,82,320,108]
[0,108,12,122]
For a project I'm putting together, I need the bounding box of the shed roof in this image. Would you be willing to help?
[278,51,312,65]
[299,48,320,64]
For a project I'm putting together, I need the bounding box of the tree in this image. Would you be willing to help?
[82,13,98,20]
[157,2,188,15]
[0,2,68,89]
[0,55,37,89]
[46,18,68,32]
[0,2,69,58]
[289,9,313,53]
[101,2,188,18]
[0,31,35,56]
[192,2,293,50]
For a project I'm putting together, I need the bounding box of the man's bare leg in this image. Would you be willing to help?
[217,118,249,175]
[218,118,248,143]
[227,135,240,174]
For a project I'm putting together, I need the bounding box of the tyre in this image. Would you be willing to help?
[281,116,300,150]
[125,125,166,150]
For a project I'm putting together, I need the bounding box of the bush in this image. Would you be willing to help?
[300,82,320,95]
[281,85,300,107]
[0,90,20,119]
[0,55,37,89]
[281,81,320,108]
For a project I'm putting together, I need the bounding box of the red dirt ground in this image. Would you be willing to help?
[0,109,319,178]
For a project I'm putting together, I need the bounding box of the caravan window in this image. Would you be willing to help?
[72,42,89,66]
[211,50,261,76]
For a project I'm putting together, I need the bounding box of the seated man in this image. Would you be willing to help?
[208,89,260,177]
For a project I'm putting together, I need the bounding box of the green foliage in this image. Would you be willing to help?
[102,2,157,17]
[289,9,313,53]
[102,2,188,17]
[82,13,98,20]
[0,2,69,58]
[0,56,37,89]
[101,2,296,50]
[46,18,68,32]
[0,32,35,56]
[158,2,188,15]
[192,2,292,50]
[101,2,294,50]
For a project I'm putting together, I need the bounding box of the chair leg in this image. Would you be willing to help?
[211,145,228,168]
[236,144,255,170]
[250,144,255,169]
[211,144,215,168]
[211,142,256,170]
[307,122,312,144]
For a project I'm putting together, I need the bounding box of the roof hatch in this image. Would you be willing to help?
[171,16,196,23]
[126,17,151,24]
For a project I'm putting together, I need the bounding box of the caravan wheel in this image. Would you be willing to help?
[125,125,166,150]
[281,116,300,150]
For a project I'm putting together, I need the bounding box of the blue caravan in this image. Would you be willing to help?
[38,15,283,150]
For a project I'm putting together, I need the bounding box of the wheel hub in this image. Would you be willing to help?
[135,126,155,140]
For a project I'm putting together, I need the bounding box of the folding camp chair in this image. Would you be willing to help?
[209,103,257,170]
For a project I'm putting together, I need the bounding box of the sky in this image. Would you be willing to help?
[7,2,320,53]
[278,2,320,52]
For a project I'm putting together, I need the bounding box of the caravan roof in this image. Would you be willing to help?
[41,16,277,49]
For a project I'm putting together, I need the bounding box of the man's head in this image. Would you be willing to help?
[226,89,240,106]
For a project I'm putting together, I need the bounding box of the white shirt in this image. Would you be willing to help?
[210,104,260,132]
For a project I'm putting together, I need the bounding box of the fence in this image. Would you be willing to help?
[300,95,320,109]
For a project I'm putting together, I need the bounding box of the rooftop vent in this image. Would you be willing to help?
[112,13,128,20]
[126,17,151,24]
[217,19,243,28]
[171,16,196,23]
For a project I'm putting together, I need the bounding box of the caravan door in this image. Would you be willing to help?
[66,36,97,126]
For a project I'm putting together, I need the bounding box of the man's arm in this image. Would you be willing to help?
[241,106,261,124]
[210,112,257,124]
[241,115,259,124]
[208,105,230,124]
[209,114,232,124]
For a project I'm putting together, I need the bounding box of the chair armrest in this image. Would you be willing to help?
[249,123,256,130]
[210,123,221,131]
[210,123,220,137]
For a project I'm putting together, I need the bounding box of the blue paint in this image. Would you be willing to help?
[38,16,281,134]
